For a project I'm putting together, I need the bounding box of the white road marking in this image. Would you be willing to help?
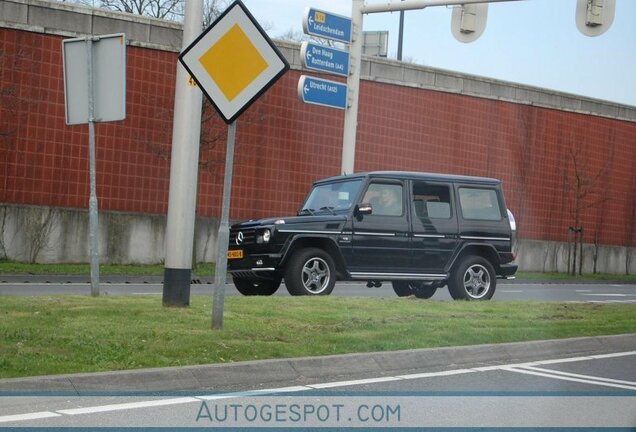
[0,411,61,423]
[56,397,200,415]
[396,369,475,380]
[502,367,636,391]
[1,351,635,424]
[582,293,627,297]
[591,351,636,359]
[519,365,636,387]
[307,376,404,389]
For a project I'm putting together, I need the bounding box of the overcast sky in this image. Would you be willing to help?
[239,0,636,107]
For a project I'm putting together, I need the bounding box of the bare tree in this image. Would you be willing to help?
[277,27,340,48]
[97,0,182,19]
[564,130,614,275]
[55,0,228,23]
[202,0,229,26]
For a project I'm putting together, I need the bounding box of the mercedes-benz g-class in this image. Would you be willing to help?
[227,171,517,300]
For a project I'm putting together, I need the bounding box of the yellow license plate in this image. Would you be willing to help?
[227,250,243,259]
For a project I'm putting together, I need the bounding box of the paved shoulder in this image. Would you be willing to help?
[1,334,634,393]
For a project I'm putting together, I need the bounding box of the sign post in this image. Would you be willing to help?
[62,33,126,297]
[179,0,289,330]
[86,39,99,298]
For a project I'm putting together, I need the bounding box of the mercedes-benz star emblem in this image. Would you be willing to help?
[236,231,244,245]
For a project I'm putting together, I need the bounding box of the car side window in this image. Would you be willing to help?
[412,182,452,220]
[363,183,403,217]
[459,188,502,221]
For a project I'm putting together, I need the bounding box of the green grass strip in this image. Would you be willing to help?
[0,296,634,378]
[1,260,634,282]
[0,261,215,276]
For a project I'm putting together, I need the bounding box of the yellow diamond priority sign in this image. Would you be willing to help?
[179,0,289,123]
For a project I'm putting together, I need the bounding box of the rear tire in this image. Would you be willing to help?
[392,281,437,299]
[448,256,496,300]
[284,248,336,296]
[391,281,412,297]
[413,283,437,299]
[233,277,281,296]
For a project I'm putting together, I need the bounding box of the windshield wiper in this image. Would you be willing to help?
[319,206,337,215]
[299,208,315,216]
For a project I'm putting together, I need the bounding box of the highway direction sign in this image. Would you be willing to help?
[301,41,350,77]
[179,0,289,123]
[303,7,352,44]
[298,75,348,110]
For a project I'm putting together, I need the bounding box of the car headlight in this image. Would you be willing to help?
[256,229,271,244]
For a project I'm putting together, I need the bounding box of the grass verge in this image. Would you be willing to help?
[0,295,634,379]
[1,260,634,282]
[0,261,215,277]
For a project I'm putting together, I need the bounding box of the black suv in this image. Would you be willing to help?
[227,171,517,300]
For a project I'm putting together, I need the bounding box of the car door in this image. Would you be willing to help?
[350,180,411,274]
[410,180,459,273]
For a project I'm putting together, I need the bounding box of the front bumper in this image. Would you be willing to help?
[227,252,282,280]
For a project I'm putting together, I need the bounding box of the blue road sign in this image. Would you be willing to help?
[298,75,348,110]
[303,7,352,44]
[301,42,350,77]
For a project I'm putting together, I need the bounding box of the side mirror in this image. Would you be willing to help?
[354,203,372,219]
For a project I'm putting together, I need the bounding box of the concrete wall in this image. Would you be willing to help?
[1,204,634,274]
[516,239,635,275]
[0,204,218,265]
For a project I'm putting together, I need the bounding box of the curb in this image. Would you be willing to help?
[1,334,634,393]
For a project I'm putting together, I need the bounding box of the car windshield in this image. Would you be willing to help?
[300,179,363,215]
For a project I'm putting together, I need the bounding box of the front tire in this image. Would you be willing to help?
[448,256,496,300]
[233,277,281,296]
[284,248,336,296]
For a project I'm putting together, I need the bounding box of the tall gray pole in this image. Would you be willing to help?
[341,0,364,175]
[397,0,405,61]
[163,0,203,307]
[87,38,100,297]
[212,121,237,330]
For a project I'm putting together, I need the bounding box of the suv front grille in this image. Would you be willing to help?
[229,228,256,246]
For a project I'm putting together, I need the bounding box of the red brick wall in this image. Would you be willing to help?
[2,28,635,247]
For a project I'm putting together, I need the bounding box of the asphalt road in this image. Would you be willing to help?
[1,337,634,428]
[1,277,635,302]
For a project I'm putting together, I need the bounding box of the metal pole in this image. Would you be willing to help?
[87,38,100,297]
[163,0,203,307]
[397,0,405,60]
[362,0,524,14]
[341,0,364,175]
[212,121,237,330]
